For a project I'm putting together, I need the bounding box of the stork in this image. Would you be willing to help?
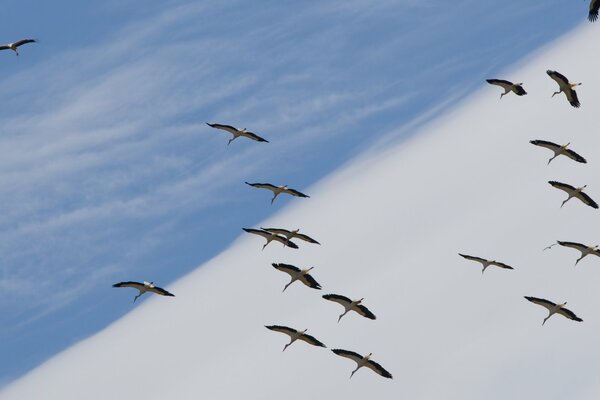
[0,39,36,56]
[112,281,175,302]
[242,228,299,250]
[260,227,320,245]
[245,182,309,204]
[547,70,581,108]
[486,79,527,98]
[548,181,598,209]
[265,325,326,351]
[458,253,514,274]
[331,349,392,379]
[529,140,587,165]
[272,263,321,292]
[206,123,268,145]
[552,241,600,265]
[322,294,375,322]
[589,0,599,21]
[524,296,583,325]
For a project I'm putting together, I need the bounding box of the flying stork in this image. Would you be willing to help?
[589,0,599,21]
[322,294,376,322]
[486,79,527,98]
[245,182,309,204]
[0,39,36,56]
[530,140,587,165]
[206,123,269,145]
[458,253,514,274]
[548,181,598,209]
[265,325,326,351]
[242,228,299,250]
[260,227,320,245]
[331,349,393,379]
[553,241,600,265]
[272,263,321,292]
[547,70,581,108]
[112,281,175,302]
[524,296,583,325]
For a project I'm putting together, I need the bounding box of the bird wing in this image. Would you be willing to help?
[298,333,326,347]
[0,45,9,51]
[547,70,569,86]
[355,304,376,320]
[576,191,599,209]
[529,139,561,152]
[260,227,290,236]
[565,87,581,108]
[591,248,600,258]
[486,79,513,89]
[549,181,576,194]
[489,261,514,270]
[240,131,269,143]
[366,360,393,379]
[283,188,310,198]
[13,39,36,47]
[332,349,363,363]
[112,281,145,290]
[322,293,352,306]
[590,0,599,22]
[150,286,175,297]
[272,263,301,275]
[279,238,299,249]
[206,123,238,135]
[513,85,527,96]
[557,307,583,322]
[557,241,588,252]
[299,273,322,290]
[243,228,272,239]
[564,148,587,163]
[295,233,320,244]
[245,182,278,191]
[458,253,488,264]
[265,325,297,337]
[525,296,556,311]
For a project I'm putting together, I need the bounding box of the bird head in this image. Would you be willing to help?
[366,353,372,359]
[302,329,308,333]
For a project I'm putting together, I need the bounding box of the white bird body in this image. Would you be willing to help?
[112,281,175,303]
[529,140,587,165]
[272,263,321,292]
[322,294,376,322]
[524,296,583,325]
[245,182,309,204]
[486,79,527,98]
[548,181,598,209]
[242,228,298,250]
[547,70,581,108]
[206,123,268,145]
[0,39,36,56]
[556,241,600,265]
[331,349,392,379]
[458,253,514,274]
[265,325,326,351]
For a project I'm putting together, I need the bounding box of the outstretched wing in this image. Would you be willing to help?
[458,253,487,264]
[322,293,352,306]
[299,273,322,290]
[547,70,569,86]
[206,123,238,135]
[557,241,588,252]
[150,286,175,297]
[530,139,561,152]
[299,333,326,348]
[565,87,581,108]
[245,182,278,191]
[283,188,310,198]
[577,190,598,209]
[13,39,36,48]
[549,181,576,194]
[557,307,583,322]
[525,296,556,311]
[241,131,269,143]
[356,304,376,320]
[295,232,320,244]
[272,263,301,275]
[332,349,363,363]
[490,261,514,270]
[112,281,144,290]
[366,359,393,379]
[265,325,297,337]
[486,79,513,89]
[564,148,586,163]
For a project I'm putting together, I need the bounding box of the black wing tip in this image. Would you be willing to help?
[589,12,598,22]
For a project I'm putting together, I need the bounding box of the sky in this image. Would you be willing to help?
[0,0,589,389]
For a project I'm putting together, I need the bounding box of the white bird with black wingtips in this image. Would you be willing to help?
[242,228,299,250]
[206,123,269,145]
[259,227,320,246]
[546,241,600,265]
[0,39,36,56]
[245,182,309,204]
[331,349,393,379]
[548,181,598,209]
[458,253,514,274]
[112,281,175,303]
[547,70,581,108]
[486,79,527,98]
[265,325,326,351]
[272,263,321,292]
[322,294,376,322]
[524,296,583,325]
[530,140,587,165]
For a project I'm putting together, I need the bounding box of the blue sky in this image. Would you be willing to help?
[0,0,583,385]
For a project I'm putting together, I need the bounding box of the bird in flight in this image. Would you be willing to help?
[547,70,581,108]
[112,281,175,303]
[458,253,514,274]
[524,296,583,325]
[486,79,527,98]
[245,182,309,204]
[331,349,393,379]
[265,325,326,351]
[548,181,598,209]
[322,294,376,322]
[529,140,586,165]
[206,123,269,145]
[0,39,36,56]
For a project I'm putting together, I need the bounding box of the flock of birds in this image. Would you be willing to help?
[3,0,599,386]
